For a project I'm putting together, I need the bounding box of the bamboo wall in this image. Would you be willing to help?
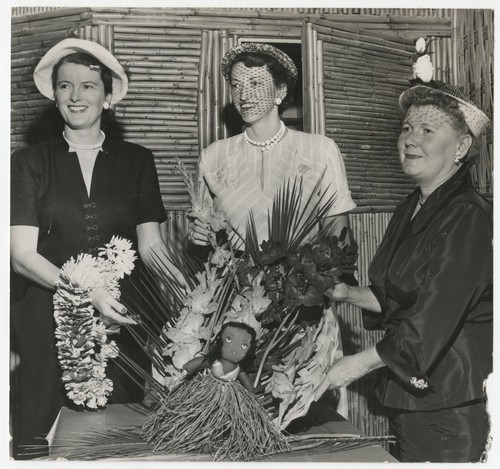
[453,9,494,196]
[10,7,493,442]
[11,7,464,211]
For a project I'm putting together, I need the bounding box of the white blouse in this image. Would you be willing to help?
[198,128,356,247]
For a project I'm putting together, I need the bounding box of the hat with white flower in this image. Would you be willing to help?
[34,38,128,105]
[399,37,489,138]
[221,42,298,85]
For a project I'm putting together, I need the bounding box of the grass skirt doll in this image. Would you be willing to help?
[141,321,289,461]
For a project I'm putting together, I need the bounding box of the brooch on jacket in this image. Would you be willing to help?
[410,377,429,390]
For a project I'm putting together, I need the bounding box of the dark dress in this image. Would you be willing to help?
[363,166,492,462]
[10,135,167,459]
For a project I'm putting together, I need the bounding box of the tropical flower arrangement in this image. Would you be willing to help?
[53,236,137,409]
[46,172,396,462]
[142,171,358,431]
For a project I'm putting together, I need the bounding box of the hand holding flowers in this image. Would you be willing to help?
[89,287,137,326]
[53,236,137,408]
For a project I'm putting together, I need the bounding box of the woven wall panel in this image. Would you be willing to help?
[337,212,392,438]
[315,20,428,210]
[453,9,493,195]
[106,24,201,208]
[12,7,452,18]
[11,7,457,210]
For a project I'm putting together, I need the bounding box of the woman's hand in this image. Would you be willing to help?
[324,282,352,302]
[188,217,212,246]
[89,288,137,326]
[326,354,368,388]
[325,284,383,313]
[324,347,386,390]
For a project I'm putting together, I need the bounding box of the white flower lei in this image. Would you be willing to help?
[53,236,137,409]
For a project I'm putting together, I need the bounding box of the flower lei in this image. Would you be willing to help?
[53,236,137,409]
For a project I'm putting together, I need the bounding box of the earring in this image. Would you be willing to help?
[275,97,282,106]
[454,151,462,165]
[103,102,110,110]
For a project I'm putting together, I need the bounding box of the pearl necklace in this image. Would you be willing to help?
[63,130,105,150]
[245,121,287,152]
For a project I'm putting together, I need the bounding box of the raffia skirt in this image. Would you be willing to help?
[141,373,289,461]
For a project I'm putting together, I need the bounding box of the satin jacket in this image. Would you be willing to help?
[364,166,492,411]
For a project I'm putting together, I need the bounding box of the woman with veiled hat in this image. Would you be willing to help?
[188,42,356,248]
[187,42,356,422]
[10,38,180,458]
[325,78,492,462]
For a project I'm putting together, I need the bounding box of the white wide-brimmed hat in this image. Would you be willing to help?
[33,38,128,105]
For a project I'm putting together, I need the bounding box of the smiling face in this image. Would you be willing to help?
[220,325,253,364]
[54,62,111,134]
[398,105,469,187]
[230,62,285,125]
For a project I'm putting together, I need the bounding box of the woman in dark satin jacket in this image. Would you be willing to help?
[325,81,492,462]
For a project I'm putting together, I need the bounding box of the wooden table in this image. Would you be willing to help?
[48,397,397,462]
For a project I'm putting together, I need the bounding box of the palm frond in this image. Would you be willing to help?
[269,173,337,251]
[244,211,260,256]
[285,434,396,454]
[201,264,238,355]
[37,425,395,461]
[288,184,336,250]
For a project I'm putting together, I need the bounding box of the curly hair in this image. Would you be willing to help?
[400,86,479,165]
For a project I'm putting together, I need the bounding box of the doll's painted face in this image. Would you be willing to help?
[220,325,252,364]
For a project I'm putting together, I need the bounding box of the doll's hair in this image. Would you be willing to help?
[206,321,257,373]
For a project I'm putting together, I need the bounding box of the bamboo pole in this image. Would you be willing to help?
[303,22,314,134]
[197,30,208,153]
[114,40,201,49]
[219,31,231,140]
[316,39,325,136]
[11,7,92,22]
[204,30,214,147]
[212,30,221,143]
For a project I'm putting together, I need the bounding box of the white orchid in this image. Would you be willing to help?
[413,54,434,83]
[415,37,427,54]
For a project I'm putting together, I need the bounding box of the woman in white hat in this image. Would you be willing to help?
[325,81,492,462]
[189,42,356,249]
[10,38,179,458]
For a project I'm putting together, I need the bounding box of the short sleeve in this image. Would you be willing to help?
[321,138,356,216]
[137,149,167,225]
[11,149,40,227]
